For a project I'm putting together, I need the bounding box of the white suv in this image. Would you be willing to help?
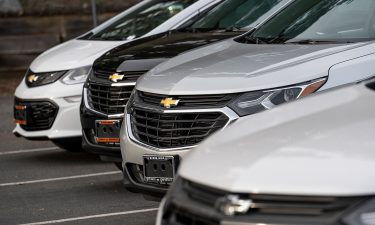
[122,0,375,193]
[12,0,214,150]
[157,78,375,225]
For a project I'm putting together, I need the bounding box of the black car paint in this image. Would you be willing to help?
[93,30,240,72]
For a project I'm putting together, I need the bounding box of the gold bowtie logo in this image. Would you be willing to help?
[109,73,124,82]
[160,97,180,108]
[28,74,39,83]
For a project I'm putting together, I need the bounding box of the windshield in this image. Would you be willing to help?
[248,0,375,44]
[188,0,284,31]
[85,0,196,41]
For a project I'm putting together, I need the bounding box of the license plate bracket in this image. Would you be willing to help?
[14,105,28,125]
[95,120,121,143]
[143,155,178,185]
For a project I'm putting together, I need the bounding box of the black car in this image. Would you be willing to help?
[80,0,283,169]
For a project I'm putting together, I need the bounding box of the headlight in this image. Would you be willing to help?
[61,66,92,85]
[343,198,375,225]
[25,69,67,88]
[228,78,327,116]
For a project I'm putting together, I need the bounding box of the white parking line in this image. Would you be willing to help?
[0,171,122,187]
[19,208,158,225]
[0,147,60,156]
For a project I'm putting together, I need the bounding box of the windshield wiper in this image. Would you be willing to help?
[180,26,245,33]
[223,26,244,32]
[244,36,270,44]
[100,36,128,41]
[285,39,353,44]
[177,27,200,33]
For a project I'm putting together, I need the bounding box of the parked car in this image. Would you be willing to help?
[81,0,291,167]
[122,0,375,195]
[157,78,375,225]
[13,0,207,150]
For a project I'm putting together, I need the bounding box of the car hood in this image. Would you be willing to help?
[93,31,242,72]
[137,39,372,95]
[30,39,124,72]
[179,82,375,196]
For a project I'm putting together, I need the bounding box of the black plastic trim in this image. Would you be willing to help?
[14,97,59,131]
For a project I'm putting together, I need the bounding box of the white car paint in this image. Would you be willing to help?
[178,80,375,196]
[13,0,220,140]
[136,41,375,95]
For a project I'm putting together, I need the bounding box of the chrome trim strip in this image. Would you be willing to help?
[126,106,239,152]
[221,222,277,225]
[111,82,136,87]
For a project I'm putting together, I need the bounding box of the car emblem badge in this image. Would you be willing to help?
[28,74,39,83]
[109,73,124,82]
[160,97,180,108]
[215,195,253,216]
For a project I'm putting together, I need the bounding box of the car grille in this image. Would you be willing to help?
[93,69,147,82]
[87,83,134,115]
[130,108,229,149]
[14,98,58,131]
[161,179,367,225]
[137,91,237,109]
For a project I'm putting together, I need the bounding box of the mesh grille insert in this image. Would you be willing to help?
[130,108,229,148]
[87,82,134,115]
[14,98,58,131]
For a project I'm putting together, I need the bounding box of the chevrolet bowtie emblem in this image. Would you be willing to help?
[109,73,124,82]
[216,195,253,216]
[28,74,39,83]
[160,98,180,108]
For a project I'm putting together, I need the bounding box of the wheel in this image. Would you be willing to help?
[114,162,123,171]
[52,137,84,152]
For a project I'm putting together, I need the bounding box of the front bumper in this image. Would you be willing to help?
[13,79,82,139]
[80,103,122,160]
[121,105,239,194]
[157,178,368,225]
[120,113,192,194]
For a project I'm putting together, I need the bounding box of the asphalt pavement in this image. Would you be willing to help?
[0,95,159,225]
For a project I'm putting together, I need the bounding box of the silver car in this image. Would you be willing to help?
[121,0,375,194]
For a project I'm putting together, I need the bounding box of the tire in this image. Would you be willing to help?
[52,137,84,152]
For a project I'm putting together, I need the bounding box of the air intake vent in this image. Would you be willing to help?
[14,98,58,131]
[87,82,134,115]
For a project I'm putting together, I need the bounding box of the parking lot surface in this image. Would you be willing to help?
[0,95,159,225]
